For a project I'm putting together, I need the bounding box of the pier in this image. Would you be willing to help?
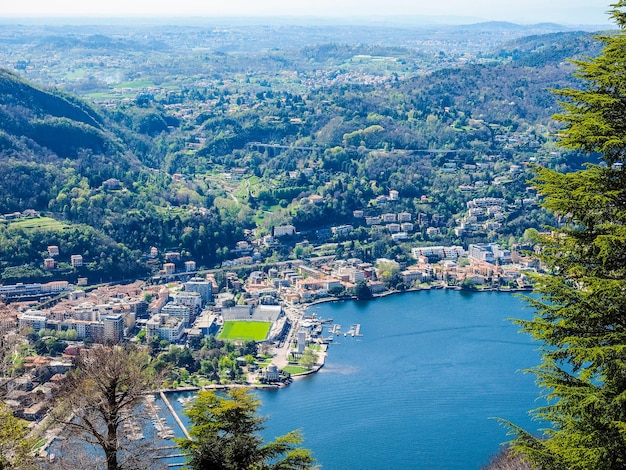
[160,391,191,439]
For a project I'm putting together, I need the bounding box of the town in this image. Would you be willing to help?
[0,14,614,469]
[0,215,540,424]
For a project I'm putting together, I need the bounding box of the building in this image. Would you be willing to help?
[265,364,281,382]
[89,322,105,343]
[331,225,354,236]
[163,263,176,275]
[41,281,70,293]
[161,303,193,327]
[491,244,512,263]
[172,291,202,312]
[190,312,219,337]
[411,246,466,261]
[184,260,197,272]
[47,245,60,257]
[468,244,495,263]
[103,314,124,344]
[297,329,307,354]
[0,283,42,300]
[146,314,185,343]
[18,311,48,330]
[70,255,83,267]
[273,225,296,237]
[397,212,412,222]
[467,197,506,209]
[402,269,424,285]
[185,278,213,303]
[43,258,55,269]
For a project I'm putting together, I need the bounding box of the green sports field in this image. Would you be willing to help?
[218,321,272,341]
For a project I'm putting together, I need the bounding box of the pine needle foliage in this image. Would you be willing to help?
[176,388,316,470]
[506,2,626,469]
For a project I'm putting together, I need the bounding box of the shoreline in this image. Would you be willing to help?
[302,283,531,308]
[162,285,532,395]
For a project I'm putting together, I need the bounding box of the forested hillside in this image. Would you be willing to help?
[0,27,604,283]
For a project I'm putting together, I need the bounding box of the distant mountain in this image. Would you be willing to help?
[397,30,602,127]
[460,21,530,31]
[490,31,603,66]
[455,21,580,34]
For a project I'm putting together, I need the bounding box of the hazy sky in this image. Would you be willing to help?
[0,0,614,25]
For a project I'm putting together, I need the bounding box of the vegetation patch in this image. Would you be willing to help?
[6,217,69,231]
[282,365,308,375]
[218,321,272,341]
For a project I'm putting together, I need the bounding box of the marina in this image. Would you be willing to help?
[144,394,176,440]
[160,290,541,469]
[45,290,540,469]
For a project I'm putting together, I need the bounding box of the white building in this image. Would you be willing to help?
[411,246,466,261]
[146,315,185,343]
[331,225,354,236]
[274,225,296,237]
[161,303,193,327]
[18,311,48,331]
[468,244,495,263]
[391,232,409,241]
[172,292,202,312]
[265,364,281,382]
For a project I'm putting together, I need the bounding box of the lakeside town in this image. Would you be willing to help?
[0,223,539,429]
[0,17,602,468]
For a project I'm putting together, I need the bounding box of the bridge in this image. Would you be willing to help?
[245,142,458,157]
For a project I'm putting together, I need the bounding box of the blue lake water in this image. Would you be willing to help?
[170,289,542,470]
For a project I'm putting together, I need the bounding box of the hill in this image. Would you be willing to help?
[0,69,239,282]
[0,28,604,283]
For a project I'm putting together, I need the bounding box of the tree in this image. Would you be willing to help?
[53,344,164,470]
[176,388,316,470]
[354,280,373,300]
[0,403,35,469]
[507,3,626,468]
[299,348,318,370]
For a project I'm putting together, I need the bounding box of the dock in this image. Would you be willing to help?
[160,391,191,440]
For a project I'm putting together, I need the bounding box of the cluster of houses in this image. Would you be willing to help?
[2,237,537,348]
[7,275,214,346]
[2,351,73,421]
[407,242,535,288]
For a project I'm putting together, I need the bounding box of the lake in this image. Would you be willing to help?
[171,289,542,469]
